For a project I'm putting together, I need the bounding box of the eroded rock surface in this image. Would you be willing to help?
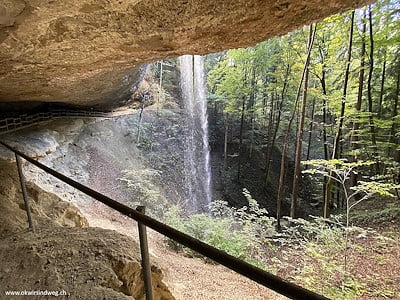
[0,158,174,299]
[0,0,372,109]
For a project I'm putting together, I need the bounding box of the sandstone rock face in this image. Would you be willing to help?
[0,0,372,109]
[0,157,174,300]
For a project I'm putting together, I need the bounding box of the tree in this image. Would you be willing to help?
[325,11,355,218]
[291,25,316,218]
[303,159,400,278]
[350,8,367,188]
[277,24,316,226]
[205,0,400,223]
[366,5,379,165]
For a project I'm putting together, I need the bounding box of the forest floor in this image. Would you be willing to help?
[79,196,400,300]
[264,228,400,299]
[260,196,400,299]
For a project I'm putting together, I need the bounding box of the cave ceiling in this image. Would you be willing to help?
[0,0,373,111]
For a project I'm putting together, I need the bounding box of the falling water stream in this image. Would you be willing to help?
[179,55,212,213]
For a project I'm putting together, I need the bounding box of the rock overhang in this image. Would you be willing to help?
[0,0,373,112]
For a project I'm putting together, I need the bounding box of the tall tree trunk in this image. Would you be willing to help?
[224,113,229,170]
[237,96,246,183]
[321,70,329,203]
[262,93,267,129]
[325,11,355,218]
[293,105,300,161]
[321,69,329,161]
[237,66,248,183]
[318,36,330,161]
[306,97,316,163]
[367,5,379,166]
[350,9,367,187]
[277,25,315,227]
[265,65,290,183]
[249,67,257,159]
[249,115,255,159]
[388,62,400,159]
[264,91,276,182]
[378,55,386,117]
[291,26,314,218]
[318,38,331,203]
[390,66,400,201]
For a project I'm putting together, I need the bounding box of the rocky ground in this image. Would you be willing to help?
[0,157,174,300]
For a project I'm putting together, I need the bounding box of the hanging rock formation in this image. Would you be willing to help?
[0,0,372,110]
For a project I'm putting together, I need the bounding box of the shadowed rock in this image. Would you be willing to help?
[0,0,372,110]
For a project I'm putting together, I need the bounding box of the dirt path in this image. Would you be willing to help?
[81,200,285,300]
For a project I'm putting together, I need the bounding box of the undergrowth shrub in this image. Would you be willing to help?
[164,189,275,266]
[164,189,396,299]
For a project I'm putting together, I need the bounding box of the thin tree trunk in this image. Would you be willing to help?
[277,25,315,227]
[318,37,330,162]
[367,5,379,166]
[350,9,367,187]
[306,97,316,163]
[224,113,229,170]
[378,55,386,117]
[321,72,329,203]
[325,11,355,218]
[262,93,267,129]
[265,91,276,182]
[294,106,300,162]
[291,27,314,218]
[249,68,256,159]
[388,62,400,159]
[229,121,233,143]
[321,69,329,161]
[250,119,255,159]
[237,96,246,183]
[318,42,330,202]
[265,65,290,183]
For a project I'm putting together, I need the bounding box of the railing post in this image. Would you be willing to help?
[136,206,154,300]
[15,154,35,232]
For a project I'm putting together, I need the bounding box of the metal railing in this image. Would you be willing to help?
[0,140,329,300]
[0,109,111,134]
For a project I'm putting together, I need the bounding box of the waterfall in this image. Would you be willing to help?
[179,55,212,213]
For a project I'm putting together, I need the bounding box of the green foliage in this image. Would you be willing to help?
[353,180,400,198]
[302,159,400,205]
[206,0,400,205]
[118,168,165,216]
[164,189,275,266]
[280,215,344,245]
[165,192,398,298]
[352,202,400,225]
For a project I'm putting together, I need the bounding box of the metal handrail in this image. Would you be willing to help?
[0,140,329,300]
